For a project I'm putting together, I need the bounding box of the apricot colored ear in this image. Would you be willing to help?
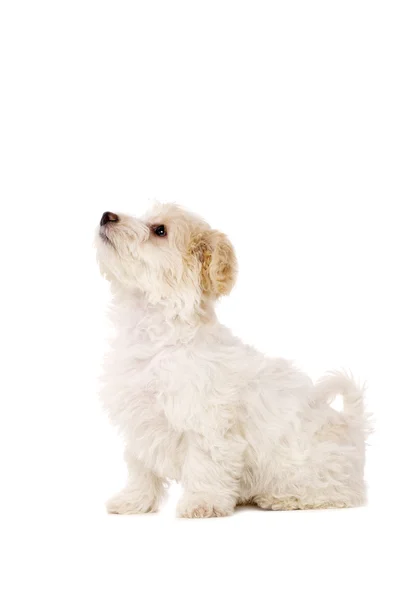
[191,230,237,297]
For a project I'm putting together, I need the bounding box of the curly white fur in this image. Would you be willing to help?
[95,203,370,518]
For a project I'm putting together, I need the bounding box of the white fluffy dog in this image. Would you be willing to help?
[96,203,370,518]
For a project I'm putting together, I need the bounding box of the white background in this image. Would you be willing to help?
[1,1,398,598]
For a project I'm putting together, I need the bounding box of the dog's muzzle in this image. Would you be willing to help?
[100,212,119,226]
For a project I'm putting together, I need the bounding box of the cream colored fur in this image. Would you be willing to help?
[96,203,370,518]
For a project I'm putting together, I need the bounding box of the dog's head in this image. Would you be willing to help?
[95,203,237,314]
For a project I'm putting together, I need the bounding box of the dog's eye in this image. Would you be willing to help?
[153,225,167,237]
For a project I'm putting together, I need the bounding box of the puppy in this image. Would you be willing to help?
[96,203,370,518]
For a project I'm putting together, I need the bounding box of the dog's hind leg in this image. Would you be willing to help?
[253,494,300,510]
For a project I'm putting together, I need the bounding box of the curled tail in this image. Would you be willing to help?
[313,371,371,507]
[314,370,367,420]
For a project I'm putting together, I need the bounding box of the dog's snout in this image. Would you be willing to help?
[100,212,119,226]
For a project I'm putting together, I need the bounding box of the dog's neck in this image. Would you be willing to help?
[108,285,217,345]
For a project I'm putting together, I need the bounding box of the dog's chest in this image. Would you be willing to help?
[102,336,186,479]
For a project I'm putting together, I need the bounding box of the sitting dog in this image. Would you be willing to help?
[95,203,369,518]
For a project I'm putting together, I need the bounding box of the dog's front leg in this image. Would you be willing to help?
[106,449,166,515]
[177,431,244,518]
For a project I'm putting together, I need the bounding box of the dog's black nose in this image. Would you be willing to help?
[100,212,119,226]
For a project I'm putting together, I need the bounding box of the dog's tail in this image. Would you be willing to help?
[313,370,367,421]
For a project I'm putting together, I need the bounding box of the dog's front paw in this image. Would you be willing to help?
[106,489,158,515]
[177,493,234,519]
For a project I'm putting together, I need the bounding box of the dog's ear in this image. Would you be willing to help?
[190,230,237,297]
